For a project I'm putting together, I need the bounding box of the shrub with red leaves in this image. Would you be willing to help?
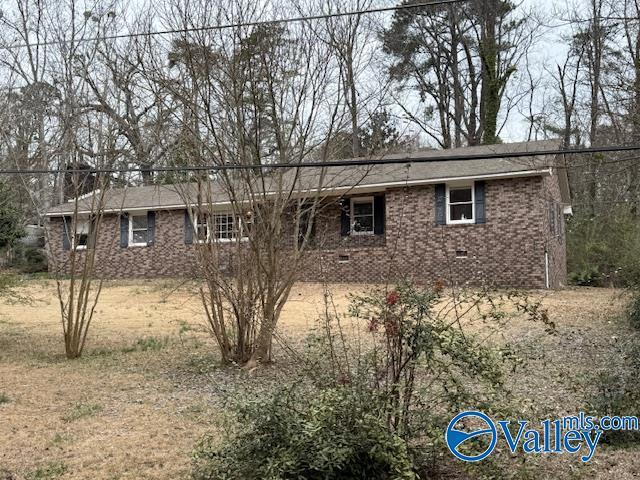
[386,290,400,306]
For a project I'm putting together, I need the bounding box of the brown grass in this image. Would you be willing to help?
[0,280,639,479]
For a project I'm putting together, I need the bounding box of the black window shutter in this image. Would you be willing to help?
[474,181,486,224]
[184,210,194,244]
[435,184,446,225]
[147,211,156,246]
[120,213,129,248]
[558,205,564,235]
[340,198,350,236]
[62,216,71,251]
[374,194,385,235]
[88,215,97,249]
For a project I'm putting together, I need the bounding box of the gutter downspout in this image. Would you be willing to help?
[544,249,550,289]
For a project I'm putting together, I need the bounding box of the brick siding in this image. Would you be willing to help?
[47,174,567,289]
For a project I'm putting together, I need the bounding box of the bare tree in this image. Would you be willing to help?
[0,0,56,216]
[312,0,374,157]
[0,0,124,358]
[150,0,352,367]
[79,16,177,186]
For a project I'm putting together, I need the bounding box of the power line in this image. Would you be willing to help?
[1,0,467,51]
[1,144,639,175]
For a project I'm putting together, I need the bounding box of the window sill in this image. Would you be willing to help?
[129,243,149,248]
[196,237,249,244]
[349,231,375,236]
[446,219,475,225]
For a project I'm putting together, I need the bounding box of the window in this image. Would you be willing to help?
[351,197,374,234]
[447,185,474,224]
[73,219,90,249]
[213,214,238,240]
[129,214,149,246]
[195,213,245,242]
[196,215,210,242]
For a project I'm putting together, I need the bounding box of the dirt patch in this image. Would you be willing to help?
[0,281,639,479]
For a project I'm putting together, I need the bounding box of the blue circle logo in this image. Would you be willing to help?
[445,411,497,462]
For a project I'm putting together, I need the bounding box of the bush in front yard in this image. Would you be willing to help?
[628,295,640,330]
[191,282,555,479]
[567,209,640,287]
[191,387,415,480]
[11,244,47,273]
[588,338,640,446]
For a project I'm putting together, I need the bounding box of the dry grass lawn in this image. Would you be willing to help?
[0,280,639,479]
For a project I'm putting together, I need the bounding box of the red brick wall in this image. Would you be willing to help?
[47,174,567,288]
[301,177,553,288]
[47,211,198,278]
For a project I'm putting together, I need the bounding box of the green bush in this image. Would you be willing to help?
[629,295,640,330]
[567,210,640,287]
[568,267,601,286]
[191,387,415,480]
[0,181,23,250]
[588,338,640,446]
[11,244,47,273]
[192,283,551,479]
[588,371,640,445]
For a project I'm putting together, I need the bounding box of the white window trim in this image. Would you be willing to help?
[446,184,475,225]
[350,196,375,235]
[73,241,87,251]
[129,213,149,247]
[195,213,249,243]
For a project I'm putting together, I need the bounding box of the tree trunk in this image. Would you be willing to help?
[480,1,499,145]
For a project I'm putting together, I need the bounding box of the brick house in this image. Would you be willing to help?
[46,140,571,289]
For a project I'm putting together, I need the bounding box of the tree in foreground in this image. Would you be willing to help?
[159,0,356,367]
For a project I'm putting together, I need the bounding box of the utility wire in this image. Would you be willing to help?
[1,144,640,175]
[1,0,467,51]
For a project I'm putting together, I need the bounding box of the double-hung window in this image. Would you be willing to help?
[351,197,374,234]
[129,214,149,246]
[447,185,474,224]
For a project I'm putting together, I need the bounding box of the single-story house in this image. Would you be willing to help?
[46,139,570,288]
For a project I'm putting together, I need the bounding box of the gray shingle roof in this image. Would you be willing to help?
[47,139,565,216]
